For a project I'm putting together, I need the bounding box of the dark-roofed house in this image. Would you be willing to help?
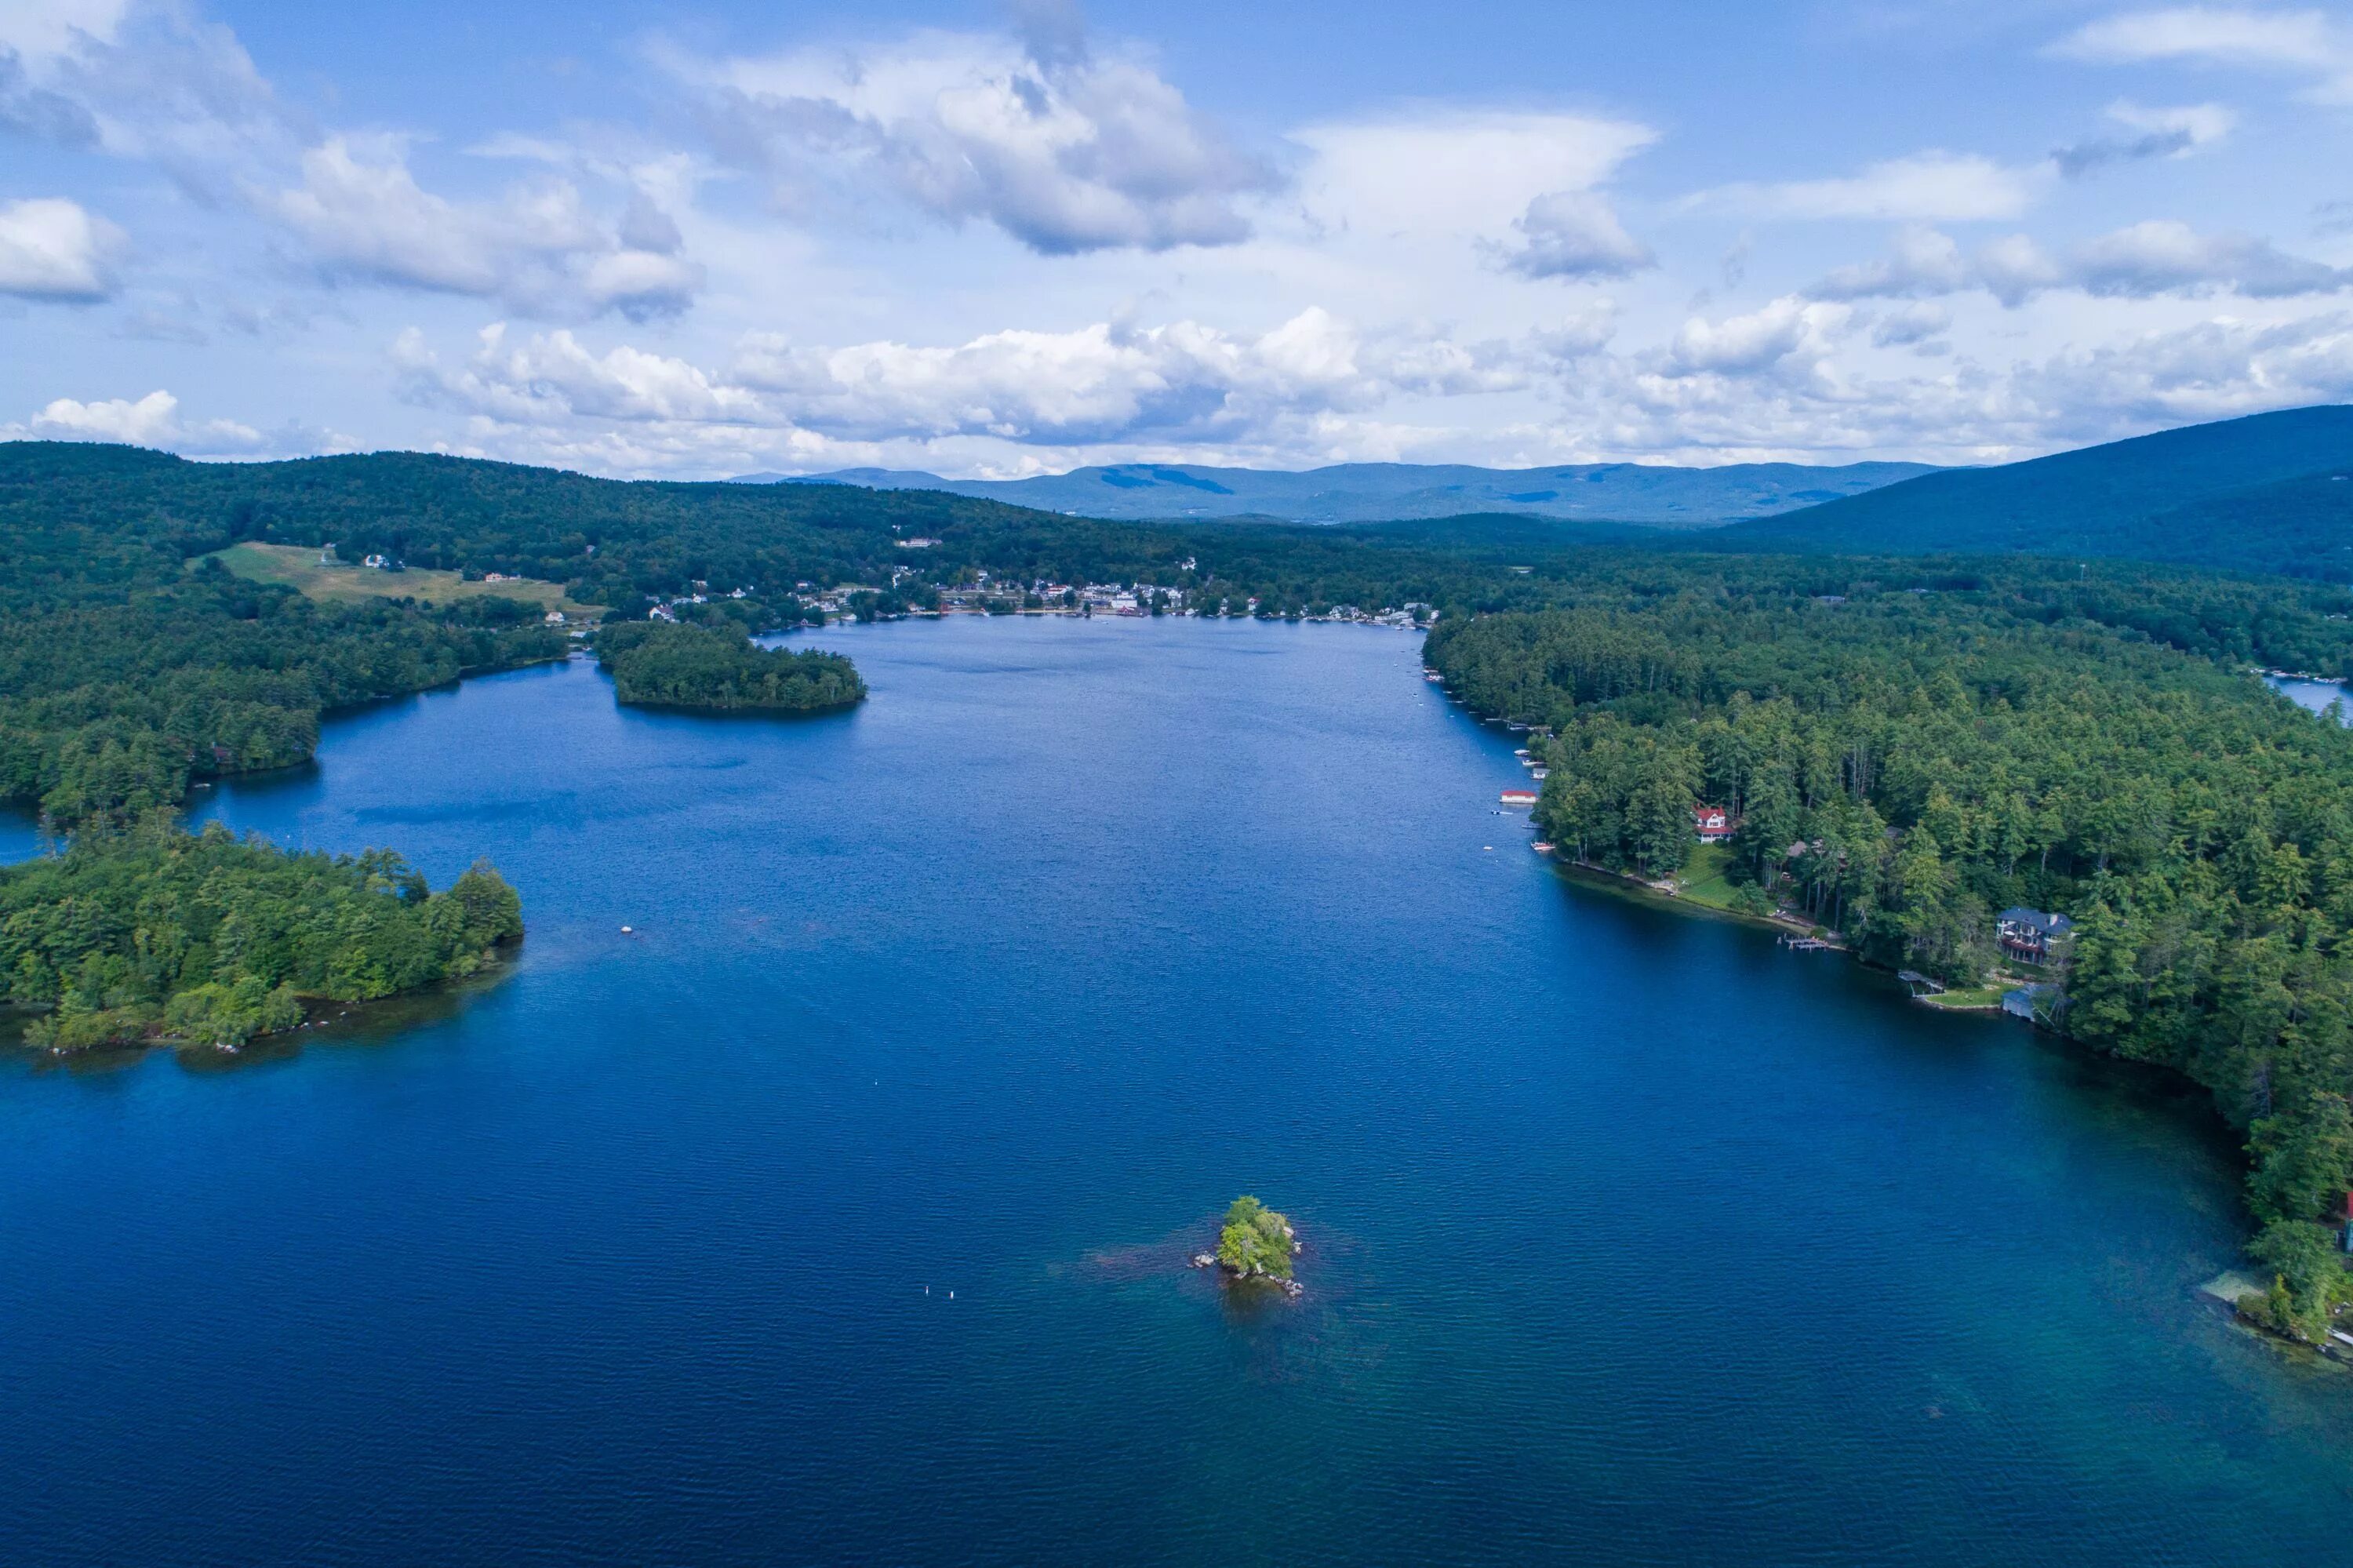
[1998,908,2074,963]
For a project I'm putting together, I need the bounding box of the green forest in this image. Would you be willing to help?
[2,821,523,1051]
[594,621,867,711]
[1427,572,2353,1334]
[1724,404,2353,580]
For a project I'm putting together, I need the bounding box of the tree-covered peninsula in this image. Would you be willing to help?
[593,622,866,712]
[2,822,524,1052]
[0,464,569,831]
[1427,573,2353,1337]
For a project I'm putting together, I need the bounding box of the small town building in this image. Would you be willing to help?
[1998,908,2074,962]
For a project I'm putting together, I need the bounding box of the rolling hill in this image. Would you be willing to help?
[1723,405,2353,577]
[735,458,1937,526]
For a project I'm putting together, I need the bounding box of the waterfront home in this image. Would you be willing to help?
[1998,908,2074,962]
[1693,805,1733,843]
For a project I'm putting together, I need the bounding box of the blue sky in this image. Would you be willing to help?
[4,1,2352,476]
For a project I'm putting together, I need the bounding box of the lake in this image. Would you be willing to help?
[6,616,2353,1566]
[2270,672,2353,722]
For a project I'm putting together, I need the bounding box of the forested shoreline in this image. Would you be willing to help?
[1428,573,2353,1337]
[2,822,523,1052]
[592,622,867,713]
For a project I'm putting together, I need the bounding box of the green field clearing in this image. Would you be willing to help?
[205,543,602,619]
[1675,844,1745,911]
[1922,986,2006,1010]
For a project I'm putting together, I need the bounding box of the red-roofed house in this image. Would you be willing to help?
[1693,806,1733,842]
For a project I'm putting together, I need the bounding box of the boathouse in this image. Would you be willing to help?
[2002,982,2064,1024]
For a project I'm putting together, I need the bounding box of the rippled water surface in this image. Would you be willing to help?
[7,617,2353,1566]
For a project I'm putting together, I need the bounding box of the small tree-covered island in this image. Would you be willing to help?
[1,823,526,1053]
[594,622,867,714]
[1196,1195,1303,1296]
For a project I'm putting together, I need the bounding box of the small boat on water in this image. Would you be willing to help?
[1530,767,1548,780]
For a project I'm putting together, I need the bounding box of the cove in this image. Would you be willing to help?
[6,616,2353,1566]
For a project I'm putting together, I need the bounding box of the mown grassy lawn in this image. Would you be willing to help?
[1923,986,2006,1010]
[1674,843,1745,911]
[205,543,604,619]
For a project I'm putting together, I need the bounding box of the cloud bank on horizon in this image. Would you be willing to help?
[4,0,2353,478]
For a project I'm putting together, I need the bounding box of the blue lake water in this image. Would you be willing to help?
[2270,673,2353,722]
[7,617,2353,1566]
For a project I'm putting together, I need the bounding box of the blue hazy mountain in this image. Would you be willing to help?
[1727,405,2353,577]
[729,459,1937,526]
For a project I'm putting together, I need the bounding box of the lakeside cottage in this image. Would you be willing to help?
[1693,805,1733,842]
[1998,908,2075,962]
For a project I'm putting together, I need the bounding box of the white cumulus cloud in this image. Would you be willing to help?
[1810,220,2351,304]
[1660,296,1850,377]
[391,308,1551,462]
[20,386,261,450]
[1496,191,1655,281]
[679,23,1271,254]
[1292,109,1653,243]
[266,137,705,320]
[0,195,121,298]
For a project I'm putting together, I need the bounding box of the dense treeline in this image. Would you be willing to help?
[0,447,577,825]
[2,821,523,1050]
[1427,576,2353,1335]
[594,622,866,711]
[0,442,1606,630]
[0,566,566,825]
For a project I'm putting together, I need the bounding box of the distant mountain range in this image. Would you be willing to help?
[1726,405,2353,579]
[732,459,1940,527]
